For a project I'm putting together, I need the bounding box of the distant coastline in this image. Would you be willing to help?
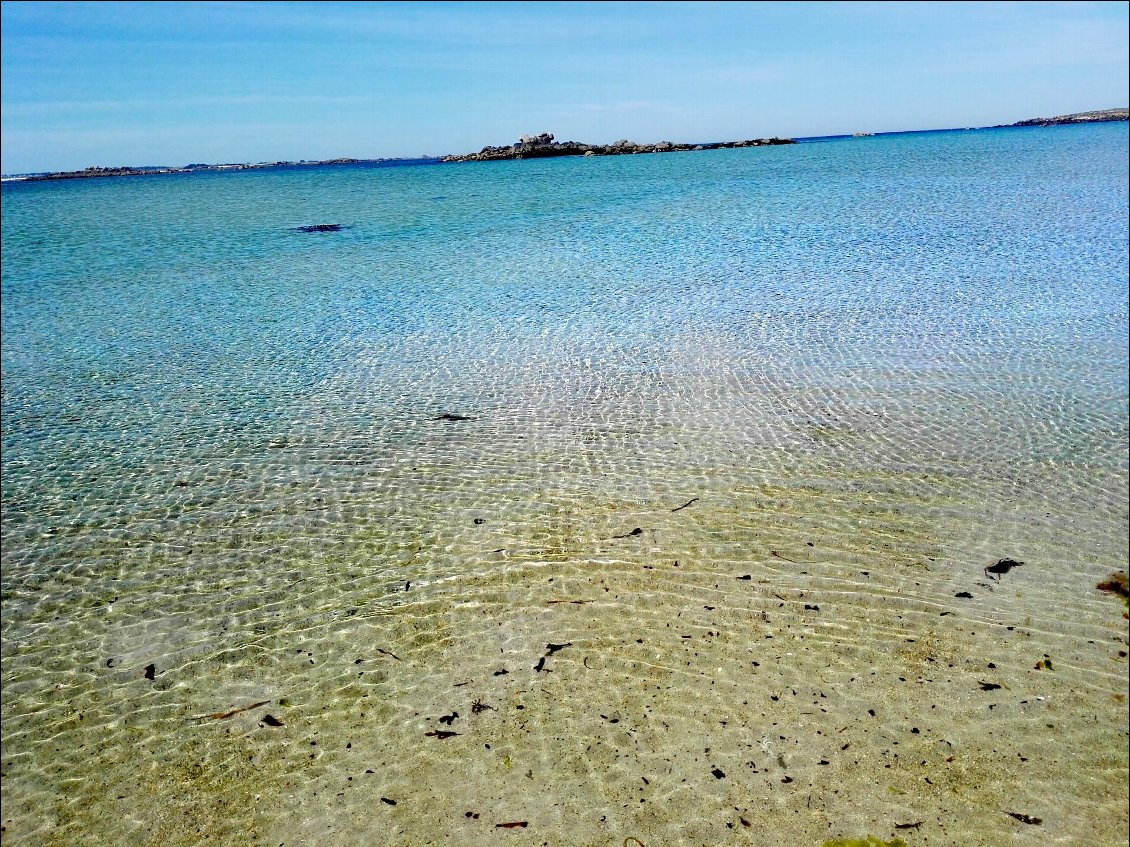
[4,108,1125,183]
[1,156,440,184]
[999,107,1128,127]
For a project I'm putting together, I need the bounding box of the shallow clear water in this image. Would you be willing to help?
[2,124,1127,846]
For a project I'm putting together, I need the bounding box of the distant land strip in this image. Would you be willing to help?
[1000,107,1127,127]
[4,157,434,183]
[5,109,1125,182]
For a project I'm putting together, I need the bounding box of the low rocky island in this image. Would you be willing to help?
[1005,108,1127,127]
[441,132,795,163]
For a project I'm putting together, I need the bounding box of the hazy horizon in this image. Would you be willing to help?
[2,1,1128,175]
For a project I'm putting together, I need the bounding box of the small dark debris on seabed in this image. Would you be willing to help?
[1007,812,1042,825]
[1096,571,1129,596]
[438,711,459,725]
[261,714,285,727]
[493,668,509,676]
[895,821,923,829]
[471,699,495,714]
[434,412,475,421]
[979,682,1002,691]
[985,558,1024,580]
[955,591,973,599]
[425,730,459,739]
[1097,572,1129,613]
[380,797,397,806]
[612,527,644,539]
[545,642,572,655]
[144,664,156,680]
[204,700,270,720]
[711,768,726,779]
[495,821,527,828]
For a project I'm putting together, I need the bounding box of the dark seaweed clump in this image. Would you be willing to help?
[1096,571,1129,615]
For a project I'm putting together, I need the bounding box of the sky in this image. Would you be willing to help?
[1,0,1127,174]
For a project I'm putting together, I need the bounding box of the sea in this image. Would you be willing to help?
[2,122,1127,846]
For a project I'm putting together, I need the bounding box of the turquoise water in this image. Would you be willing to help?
[2,124,1128,846]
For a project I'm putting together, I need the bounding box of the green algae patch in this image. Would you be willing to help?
[823,839,908,847]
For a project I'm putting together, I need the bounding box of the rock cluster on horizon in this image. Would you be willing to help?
[441,132,796,163]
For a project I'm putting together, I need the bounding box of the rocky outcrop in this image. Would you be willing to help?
[442,133,795,163]
[1007,108,1127,127]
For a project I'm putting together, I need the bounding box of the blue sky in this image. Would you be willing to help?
[1,1,1127,173]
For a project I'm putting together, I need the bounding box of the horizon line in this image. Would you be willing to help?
[4,110,1127,180]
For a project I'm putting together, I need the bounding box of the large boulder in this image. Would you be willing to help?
[518,132,554,146]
